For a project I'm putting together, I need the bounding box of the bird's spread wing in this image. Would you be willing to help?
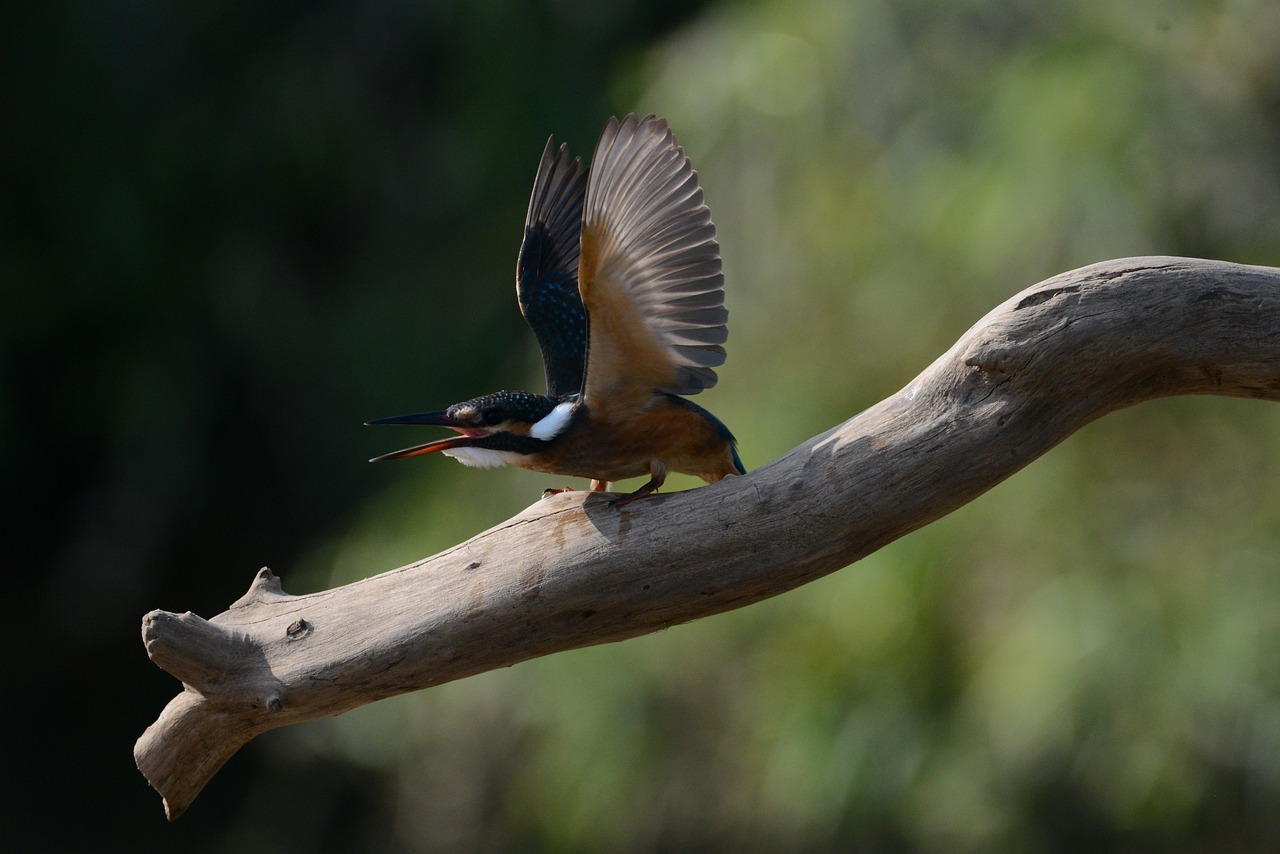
[516,136,590,400]
[578,114,727,413]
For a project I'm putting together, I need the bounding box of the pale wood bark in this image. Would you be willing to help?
[136,257,1280,818]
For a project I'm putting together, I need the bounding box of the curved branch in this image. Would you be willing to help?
[136,256,1280,818]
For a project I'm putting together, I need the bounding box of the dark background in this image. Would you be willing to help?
[7,1,1280,851]
[6,1,711,849]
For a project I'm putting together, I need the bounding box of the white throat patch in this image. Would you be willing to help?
[442,447,522,469]
[529,399,576,441]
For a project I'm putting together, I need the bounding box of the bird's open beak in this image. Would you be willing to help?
[365,411,489,462]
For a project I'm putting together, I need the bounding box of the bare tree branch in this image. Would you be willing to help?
[136,256,1280,818]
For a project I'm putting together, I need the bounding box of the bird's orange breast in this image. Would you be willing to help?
[517,395,738,485]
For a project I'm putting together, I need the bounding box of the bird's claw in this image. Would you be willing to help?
[541,487,575,499]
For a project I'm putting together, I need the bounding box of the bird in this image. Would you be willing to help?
[366,113,744,507]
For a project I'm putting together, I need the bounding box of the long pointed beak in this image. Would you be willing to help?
[366,409,487,463]
[368,434,478,463]
[365,411,467,428]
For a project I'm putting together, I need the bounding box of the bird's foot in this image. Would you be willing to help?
[541,487,576,499]
[609,464,666,508]
[609,484,661,508]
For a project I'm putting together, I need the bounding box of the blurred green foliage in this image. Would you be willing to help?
[9,0,1280,851]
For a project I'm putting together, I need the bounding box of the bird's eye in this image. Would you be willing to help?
[482,409,506,426]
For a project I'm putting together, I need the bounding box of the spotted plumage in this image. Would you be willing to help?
[367,114,744,506]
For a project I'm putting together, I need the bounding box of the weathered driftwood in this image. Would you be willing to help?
[137,257,1280,818]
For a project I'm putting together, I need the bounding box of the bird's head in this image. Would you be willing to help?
[367,391,578,467]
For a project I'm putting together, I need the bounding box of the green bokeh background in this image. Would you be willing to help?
[8,0,1280,850]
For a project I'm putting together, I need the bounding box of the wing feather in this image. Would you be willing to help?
[578,114,727,408]
[516,137,589,399]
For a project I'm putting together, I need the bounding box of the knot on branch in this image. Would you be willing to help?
[230,566,296,609]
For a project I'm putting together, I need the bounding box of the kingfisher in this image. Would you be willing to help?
[367,114,744,506]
